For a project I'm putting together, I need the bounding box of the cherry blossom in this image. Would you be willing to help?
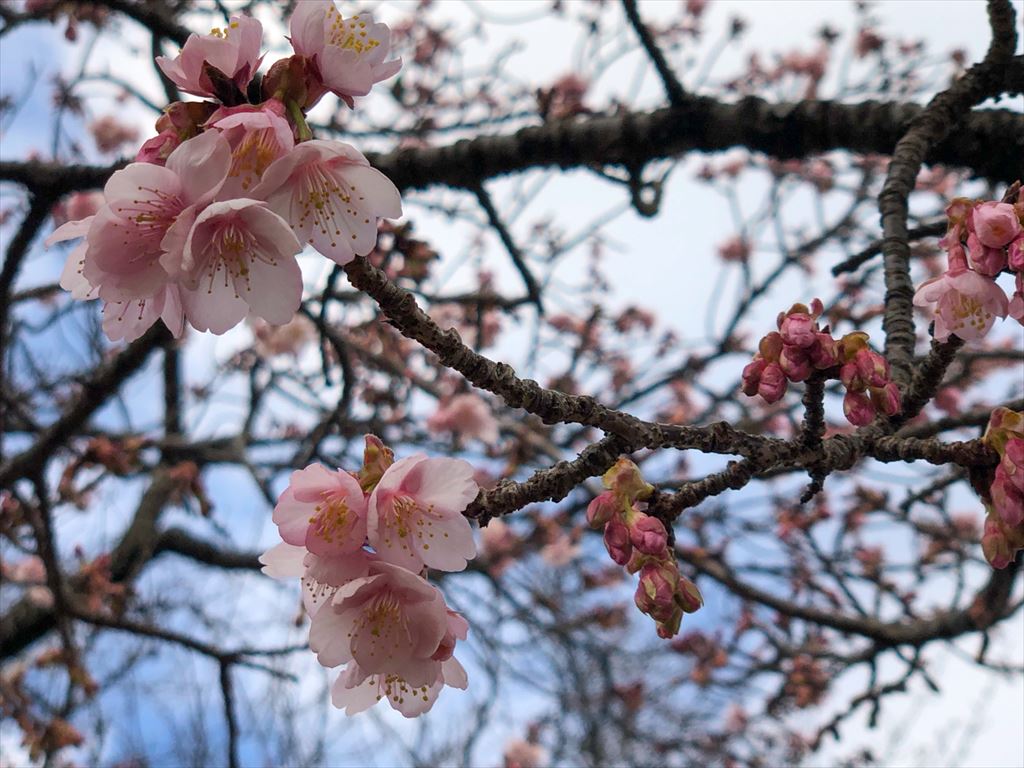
[308,561,448,678]
[288,2,401,107]
[367,455,478,572]
[162,198,302,332]
[272,464,368,557]
[252,139,401,265]
[46,130,232,340]
[912,263,1008,342]
[156,15,264,99]
[205,100,295,199]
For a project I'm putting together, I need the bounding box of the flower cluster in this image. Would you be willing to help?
[47,3,402,342]
[741,299,900,426]
[260,435,478,717]
[586,458,702,638]
[980,408,1024,569]
[913,196,1023,342]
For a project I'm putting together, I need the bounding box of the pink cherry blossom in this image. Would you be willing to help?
[912,265,1008,342]
[504,739,548,768]
[252,139,401,265]
[156,15,263,99]
[272,464,369,557]
[367,455,478,572]
[205,100,295,199]
[52,191,104,226]
[426,393,500,446]
[308,561,448,682]
[288,2,401,107]
[972,201,1022,249]
[162,198,302,333]
[46,131,232,341]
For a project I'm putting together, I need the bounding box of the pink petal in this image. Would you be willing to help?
[309,606,358,668]
[288,0,328,58]
[46,215,94,246]
[165,131,231,205]
[272,487,312,545]
[259,542,307,578]
[179,267,248,334]
[401,457,478,514]
[442,656,468,689]
[417,513,476,572]
[330,666,380,715]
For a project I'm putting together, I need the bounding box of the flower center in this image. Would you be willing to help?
[229,129,281,192]
[296,166,371,249]
[308,492,351,545]
[326,10,381,55]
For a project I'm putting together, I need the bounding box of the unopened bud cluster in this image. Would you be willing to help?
[980,408,1024,569]
[587,459,702,638]
[741,299,900,426]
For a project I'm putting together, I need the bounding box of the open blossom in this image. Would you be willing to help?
[426,393,500,446]
[260,541,373,615]
[272,464,369,556]
[156,15,263,99]
[912,264,1008,341]
[309,561,449,678]
[160,198,302,332]
[205,100,295,198]
[252,139,402,265]
[46,130,232,341]
[289,2,401,107]
[367,455,478,572]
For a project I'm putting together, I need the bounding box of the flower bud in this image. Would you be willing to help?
[1008,237,1024,272]
[741,358,767,397]
[356,434,395,493]
[758,331,784,362]
[967,232,1008,277]
[603,518,633,566]
[854,348,890,388]
[991,464,1024,528]
[629,513,669,556]
[1002,438,1024,493]
[982,512,1017,569]
[972,201,1022,248]
[807,331,839,369]
[779,312,817,348]
[870,381,901,417]
[779,344,813,382]
[675,575,704,614]
[843,389,875,426]
[586,491,618,529]
[602,458,654,503]
[655,607,684,639]
[635,561,679,624]
[758,362,787,403]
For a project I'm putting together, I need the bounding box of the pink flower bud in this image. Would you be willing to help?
[843,390,875,426]
[741,358,767,397]
[675,575,704,614]
[967,232,1008,277]
[855,348,890,388]
[135,130,180,165]
[1008,237,1024,272]
[991,464,1024,527]
[635,561,679,624]
[602,458,654,503]
[604,518,633,566]
[779,344,813,382]
[982,513,1016,569]
[758,363,787,403]
[840,361,864,391]
[1003,438,1024,493]
[779,311,817,348]
[870,381,901,417]
[587,491,618,529]
[655,607,684,639]
[807,332,839,369]
[972,201,1022,249]
[629,514,669,556]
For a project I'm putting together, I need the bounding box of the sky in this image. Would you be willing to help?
[1,1,1022,766]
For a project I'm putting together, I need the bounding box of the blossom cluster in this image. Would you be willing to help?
[741,299,901,426]
[980,408,1024,569]
[913,196,1023,342]
[260,435,478,717]
[47,2,402,342]
[586,458,702,638]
